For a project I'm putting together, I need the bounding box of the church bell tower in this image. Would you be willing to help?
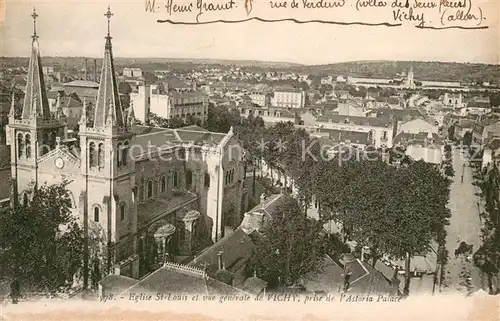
[78,6,137,271]
[6,8,66,206]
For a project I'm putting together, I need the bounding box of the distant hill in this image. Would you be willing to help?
[0,56,302,70]
[1,57,498,84]
[114,57,303,68]
[290,60,500,84]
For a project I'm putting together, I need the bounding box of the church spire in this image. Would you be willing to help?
[92,6,124,128]
[21,7,50,120]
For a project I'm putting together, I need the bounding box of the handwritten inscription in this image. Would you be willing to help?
[148,0,488,29]
[302,0,345,9]
[196,0,236,21]
[166,0,193,15]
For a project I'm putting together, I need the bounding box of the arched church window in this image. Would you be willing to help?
[147,180,153,199]
[122,141,129,166]
[185,170,193,188]
[140,177,145,201]
[42,132,49,155]
[120,203,126,221]
[17,133,24,158]
[98,143,105,169]
[50,131,57,150]
[160,175,166,193]
[204,173,210,188]
[25,134,31,159]
[89,142,97,168]
[117,142,123,167]
[173,172,178,188]
[23,193,29,207]
[94,206,100,222]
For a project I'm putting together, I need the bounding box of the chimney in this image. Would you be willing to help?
[94,59,97,82]
[192,80,197,91]
[84,58,88,81]
[217,251,224,270]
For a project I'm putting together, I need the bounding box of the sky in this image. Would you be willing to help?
[1,0,499,65]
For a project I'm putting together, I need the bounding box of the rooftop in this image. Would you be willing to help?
[304,255,394,295]
[137,191,197,229]
[317,113,393,127]
[164,76,191,89]
[63,80,99,88]
[131,125,228,158]
[188,228,255,277]
[317,129,372,145]
[170,90,207,99]
[112,261,245,295]
[393,132,444,147]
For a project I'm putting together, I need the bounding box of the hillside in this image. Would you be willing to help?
[1,57,499,84]
[291,61,500,84]
[0,56,302,71]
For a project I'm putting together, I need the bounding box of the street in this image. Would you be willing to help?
[442,147,484,293]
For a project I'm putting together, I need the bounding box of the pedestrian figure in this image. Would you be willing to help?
[9,279,20,304]
[343,266,352,292]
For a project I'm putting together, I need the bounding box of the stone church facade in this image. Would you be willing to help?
[5,9,245,280]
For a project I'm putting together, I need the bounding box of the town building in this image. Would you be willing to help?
[130,77,208,124]
[443,93,465,108]
[5,9,245,282]
[313,129,374,152]
[320,76,333,85]
[46,92,83,129]
[481,138,500,170]
[337,99,371,117]
[99,260,246,296]
[304,254,397,295]
[271,88,305,109]
[393,132,444,165]
[313,113,396,148]
[397,118,439,135]
[248,91,269,107]
[62,80,99,103]
[459,96,492,116]
[123,67,143,78]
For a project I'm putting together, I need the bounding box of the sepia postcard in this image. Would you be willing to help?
[0,0,499,320]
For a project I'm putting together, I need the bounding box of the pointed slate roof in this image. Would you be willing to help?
[92,9,124,128]
[21,12,50,120]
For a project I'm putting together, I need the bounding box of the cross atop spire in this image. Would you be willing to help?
[31,7,39,41]
[20,8,50,120]
[104,6,113,38]
[91,6,124,129]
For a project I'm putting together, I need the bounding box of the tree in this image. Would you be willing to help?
[147,112,193,129]
[234,114,265,195]
[475,164,500,293]
[382,161,451,296]
[448,124,455,140]
[463,131,473,148]
[205,104,241,133]
[0,182,84,294]
[248,196,325,288]
[444,164,455,177]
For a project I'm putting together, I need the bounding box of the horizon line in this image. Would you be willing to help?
[1,56,499,67]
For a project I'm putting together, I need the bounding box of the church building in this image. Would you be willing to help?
[5,8,246,281]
